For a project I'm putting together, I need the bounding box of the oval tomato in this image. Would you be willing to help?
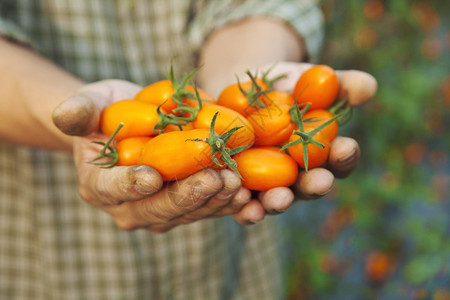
[365,251,395,283]
[100,100,159,141]
[134,80,215,113]
[134,80,176,112]
[286,125,331,170]
[163,122,194,133]
[303,109,339,142]
[116,136,152,166]
[247,103,296,146]
[260,90,295,107]
[185,85,216,103]
[192,103,255,149]
[138,129,217,181]
[217,78,269,117]
[293,65,339,110]
[233,146,298,191]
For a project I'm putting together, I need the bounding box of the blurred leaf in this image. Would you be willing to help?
[403,255,445,285]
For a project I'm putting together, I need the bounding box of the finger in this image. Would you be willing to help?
[251,61,313,93]
[211,186,252,217]
[53,94,100,136]
[266,62,313,92]
[145,223,176,234]
[147,171,246,233]
[294,168,335,200]
[258,187,295,215]
[209,186,252,218]
[174,169,241,223]
[148,185,249,233]
[232,199,265,225]
[79,165,163,207]
[336,70,377,106]
[107,169,223,230]
[52,80,142,136]
[327,136,361,178]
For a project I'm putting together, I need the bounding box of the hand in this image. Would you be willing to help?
[53,80,252,233]
[229,62,378,224]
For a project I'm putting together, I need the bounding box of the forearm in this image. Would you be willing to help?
[197,17,306,96]
[0,38,84,151]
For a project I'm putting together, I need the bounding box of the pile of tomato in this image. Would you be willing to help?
[92,64,350,191]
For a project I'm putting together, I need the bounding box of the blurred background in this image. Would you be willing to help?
[279,0,449,299]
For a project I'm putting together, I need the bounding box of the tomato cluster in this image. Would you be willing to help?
[92,65,350,191]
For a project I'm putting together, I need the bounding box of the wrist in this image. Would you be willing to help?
[197,17,305,96]
[0,38,85,151]
[18,69,85,152]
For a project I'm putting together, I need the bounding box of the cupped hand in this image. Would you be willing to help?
[53,80,251,233]
[230,62,377,224]
[52,63,377,230]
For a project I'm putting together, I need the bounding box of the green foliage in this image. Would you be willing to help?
[281,0,450,299]
[403,255,446,285]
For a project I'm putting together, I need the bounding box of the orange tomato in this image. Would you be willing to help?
[365,251,395,283]
[260,90,295,107]
[163,122,194,133]
[286,125,331,170]
[134,80,176,112]
[116,136,152,166]
[134,80,215,113]
[234,146,298,191]
[185,85,216,103]
[303,109,339,142]
[217,78,269,117]
[293,65,339,110]
[138,129,218,181]
[247,103,296,146]
[192,103,255,149]
[100,99,159,141]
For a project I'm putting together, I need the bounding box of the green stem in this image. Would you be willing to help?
[237,70,269,109]
[186,112,250,179]
[329,99,353,125]
[153,65,204,133]
[88,122,123,168]
[282,103,339,172]
[260,63,288,89]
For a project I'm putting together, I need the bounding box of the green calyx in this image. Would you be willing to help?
[167,63,198,106]
[152,64,204,134]
[238,70,269,109]
[88,122,123,168]
[281,103,340,172]
[329,98,352,125]
[239,64,288,109]
[186,112,250,179]
[260,63,288,89]
[153,92,202,134]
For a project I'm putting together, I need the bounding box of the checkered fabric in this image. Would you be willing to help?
[0,1,324,299]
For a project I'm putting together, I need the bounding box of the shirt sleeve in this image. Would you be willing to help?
[188,0,325,62]
[0,3,33,47]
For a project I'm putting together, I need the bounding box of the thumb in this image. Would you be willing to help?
[52,93,101,136]
[79,164,164,207]
[52,79,143,136]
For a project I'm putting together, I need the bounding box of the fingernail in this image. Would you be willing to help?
[337,149,356,164]
[136,179,154,191]
[269,208,288,214]
[246,220,258,225]
[131,165,163,194]
[314,187,334,198]
[247,217,264,224]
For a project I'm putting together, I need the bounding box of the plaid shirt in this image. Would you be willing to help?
[0,1,323,299]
